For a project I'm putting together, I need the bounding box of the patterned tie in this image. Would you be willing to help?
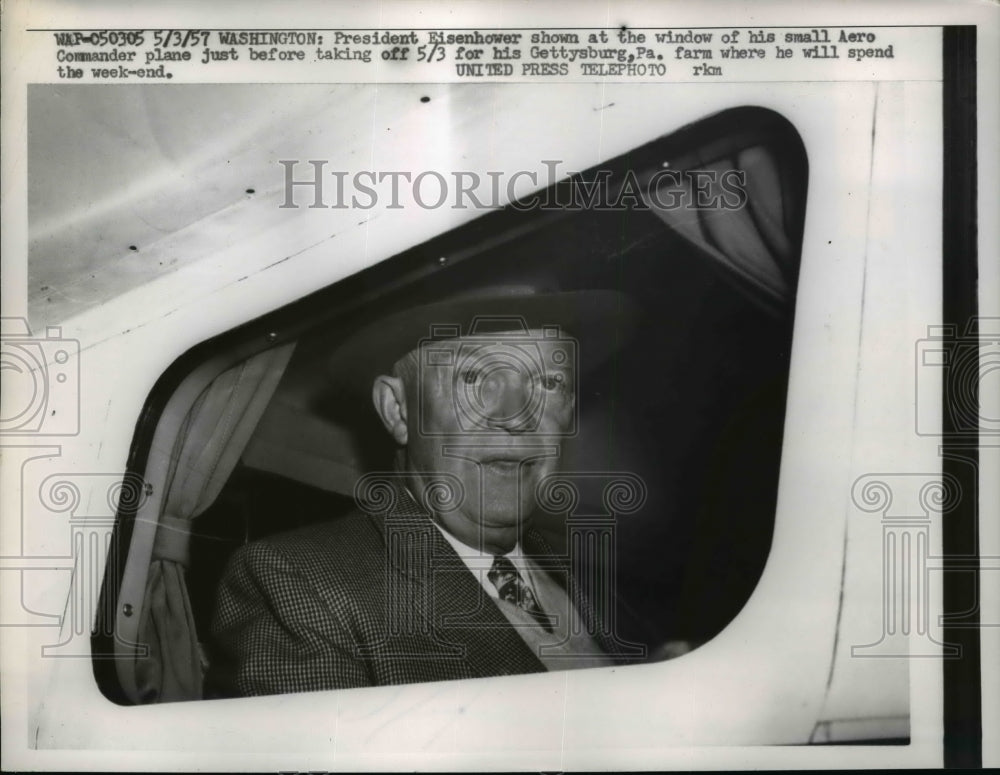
[488,555,554,632]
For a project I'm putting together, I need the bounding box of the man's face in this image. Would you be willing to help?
[403,329,576,555]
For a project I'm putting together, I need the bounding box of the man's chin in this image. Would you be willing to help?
[479,510,532,545]
[479,524,521,555]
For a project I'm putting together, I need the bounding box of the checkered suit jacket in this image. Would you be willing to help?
[208,486,631,697]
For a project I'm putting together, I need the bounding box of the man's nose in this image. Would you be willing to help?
[480,367,537,431]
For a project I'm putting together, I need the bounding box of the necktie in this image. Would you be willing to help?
[488,555,554,633]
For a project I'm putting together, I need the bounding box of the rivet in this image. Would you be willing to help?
[123,603,134,617]
[438,256,447,266]
[267,332,278,342]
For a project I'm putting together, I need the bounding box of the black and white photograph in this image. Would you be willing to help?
[1,1,996,771]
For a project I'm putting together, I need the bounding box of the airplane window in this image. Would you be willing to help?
[95,106,807,703]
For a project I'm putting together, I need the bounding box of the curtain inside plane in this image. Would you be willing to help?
[133,343,295,703]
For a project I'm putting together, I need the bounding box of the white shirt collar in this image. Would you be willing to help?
[430,520,532,599]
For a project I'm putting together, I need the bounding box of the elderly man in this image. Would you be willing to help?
[209,287,643,697]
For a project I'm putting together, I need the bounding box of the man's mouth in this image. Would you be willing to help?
[478,454,543,473]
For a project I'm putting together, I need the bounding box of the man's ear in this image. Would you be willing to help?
[372,375,408,446]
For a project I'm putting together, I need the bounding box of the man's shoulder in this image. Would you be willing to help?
[216,509,400,613]
[225,510,389,587]
[253,508,383,559]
